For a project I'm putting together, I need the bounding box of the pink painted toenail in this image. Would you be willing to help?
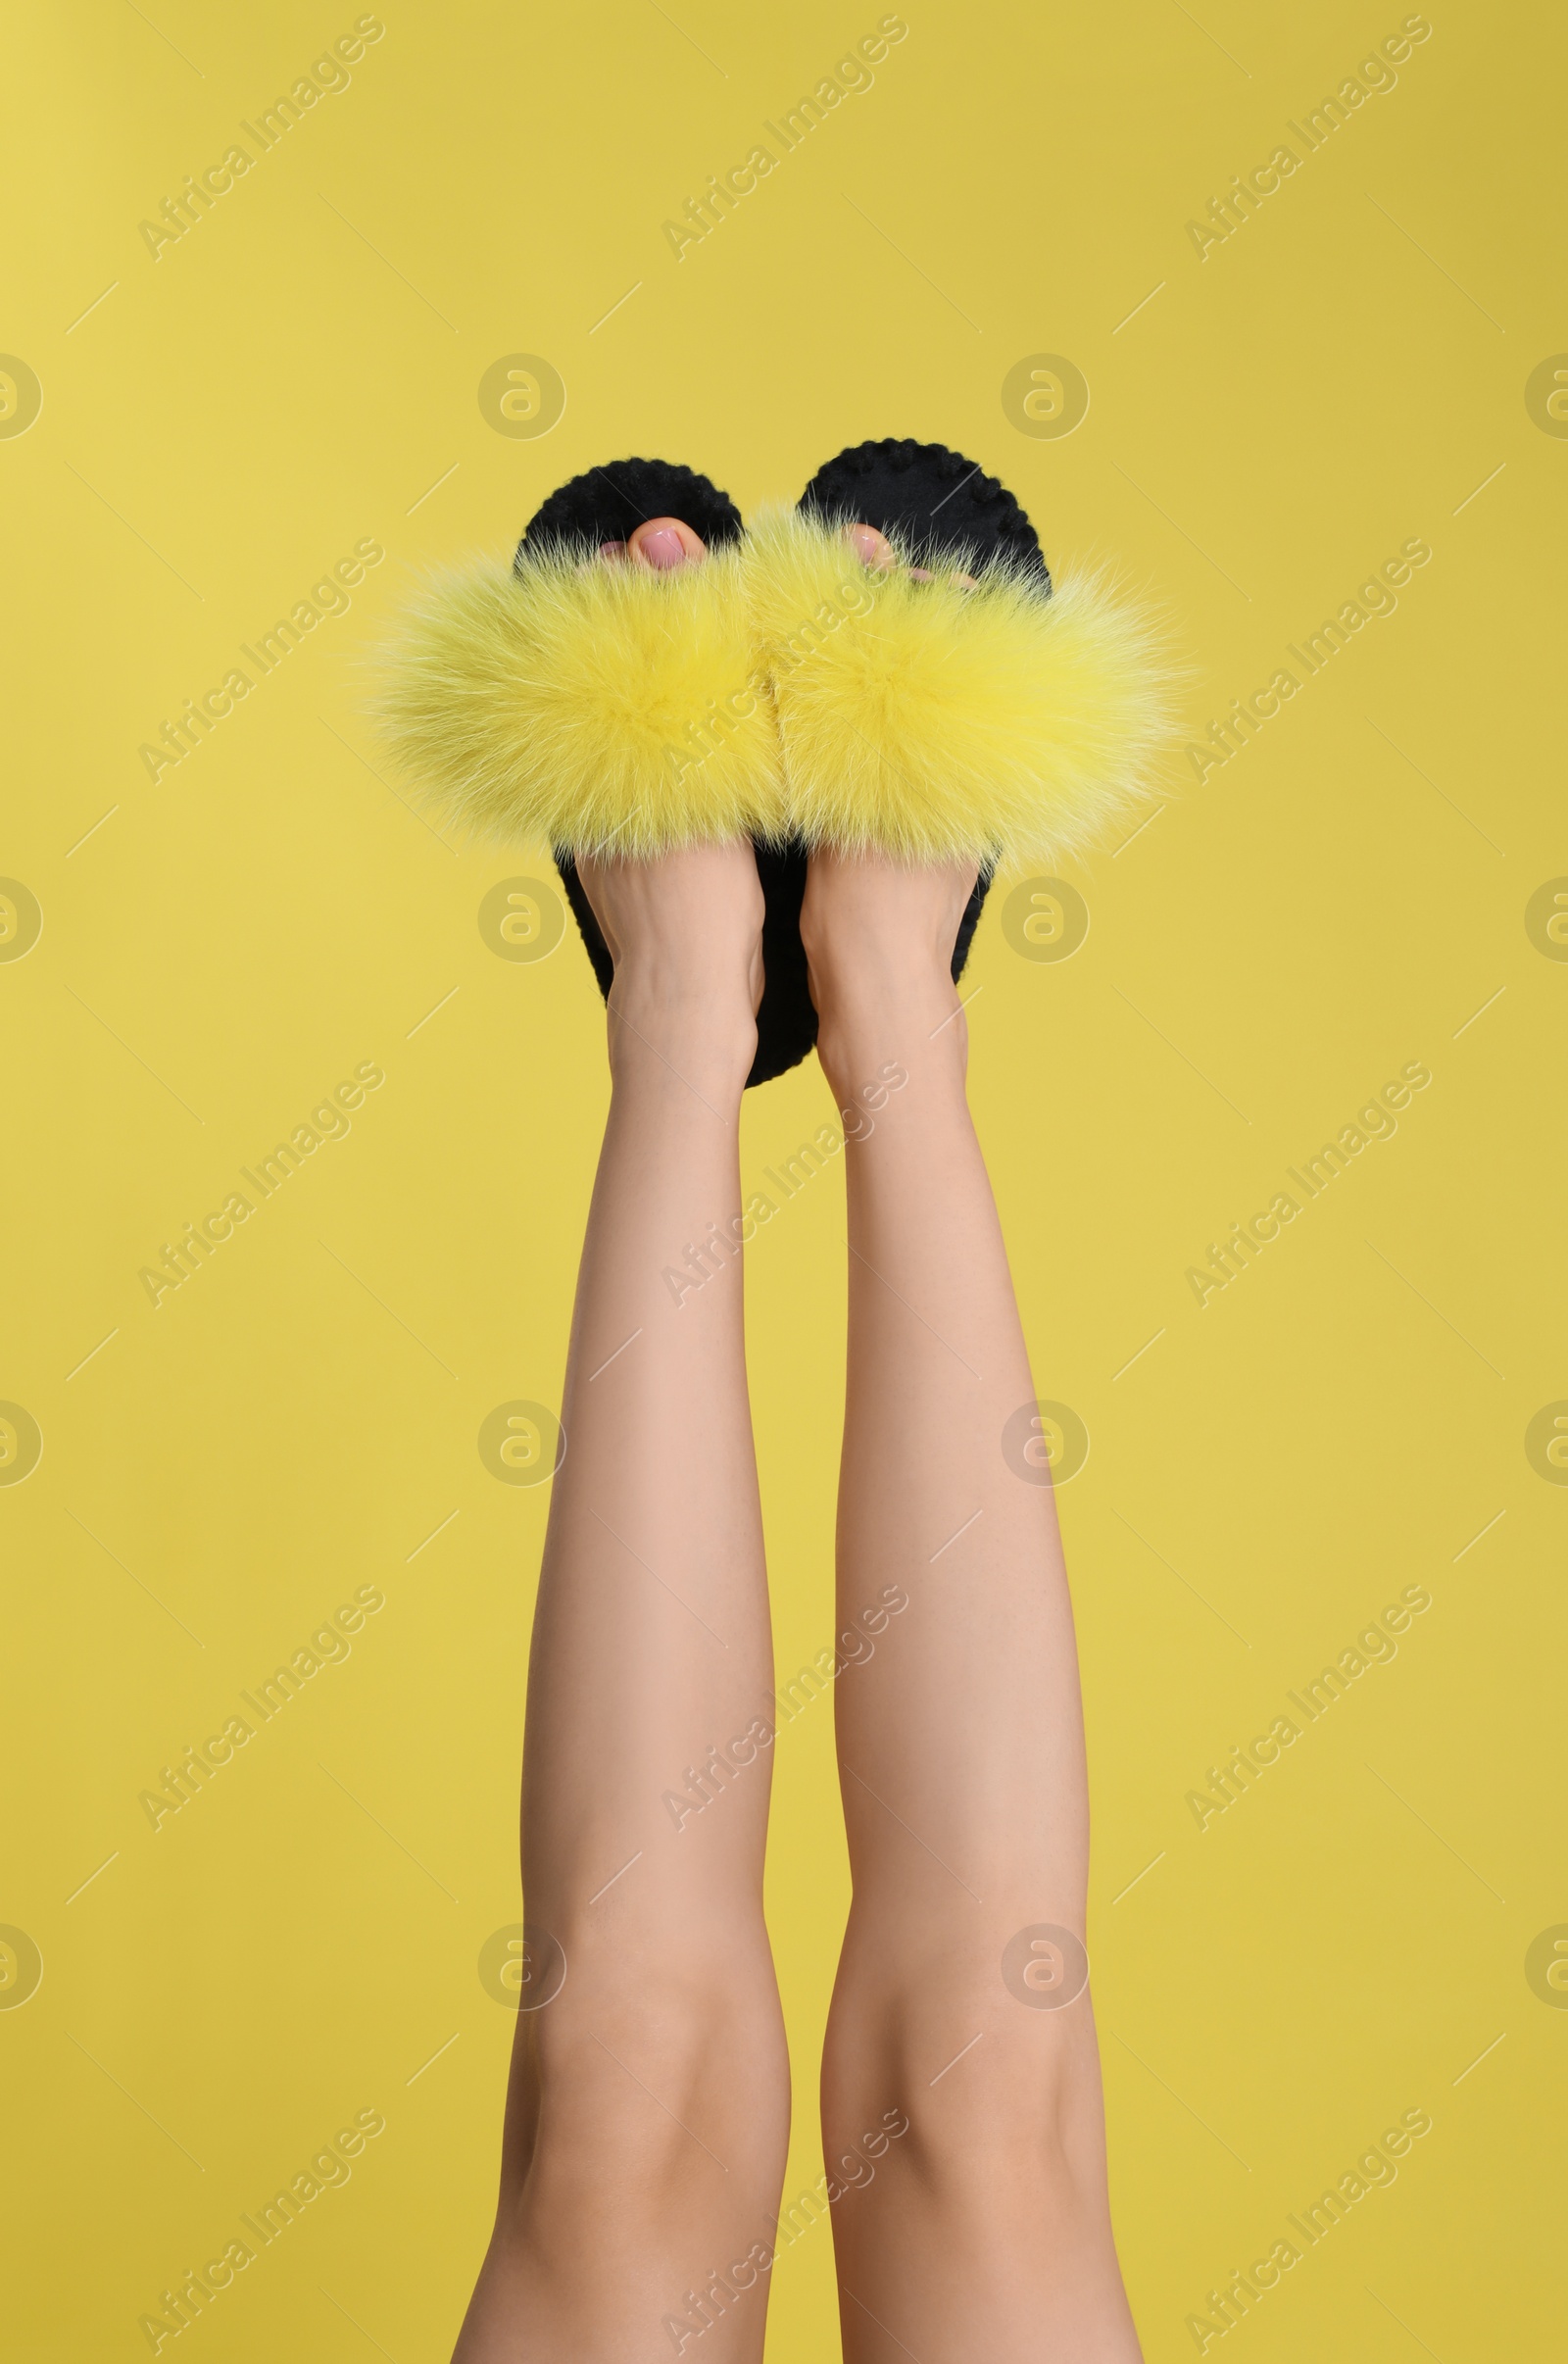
[640,527,687,569]
[600,540,627,561]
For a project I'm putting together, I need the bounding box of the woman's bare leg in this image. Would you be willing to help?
[803,851,1142,2362]
[453,839,790,2363]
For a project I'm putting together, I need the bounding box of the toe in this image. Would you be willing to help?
[628,517,708,569]
[844,521,896,571]
[842,520,976,587]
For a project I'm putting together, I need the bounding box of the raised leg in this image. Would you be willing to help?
[453,841,790,2364]
[803,851,1142,2362]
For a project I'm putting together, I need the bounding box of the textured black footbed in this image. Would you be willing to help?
[517,456,746,563]
[521,445,1036,1090]
[798,435,1052,588]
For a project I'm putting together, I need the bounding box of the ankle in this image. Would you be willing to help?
[802,901,958,1012]
[799,850,977,1101]
[575,842,766,1095]
[814,968,967,1113]
[607,964,758,1100]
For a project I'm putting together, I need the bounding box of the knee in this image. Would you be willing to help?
[823,1948,1102,2184]
[528,1928,787,2151]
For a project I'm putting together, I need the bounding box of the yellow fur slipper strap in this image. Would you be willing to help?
[748,440,1174,871]
[374,504,784,864]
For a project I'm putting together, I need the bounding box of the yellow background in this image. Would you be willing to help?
[4,2,1564,2357]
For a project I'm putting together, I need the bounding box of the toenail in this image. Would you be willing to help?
[600,539,627,562]
[849,523,891,567]
[639,526,688,569]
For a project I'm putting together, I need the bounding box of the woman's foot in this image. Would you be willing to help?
[576,840,765,1104]
[800,848,979,1103]
[576,520,765,1101]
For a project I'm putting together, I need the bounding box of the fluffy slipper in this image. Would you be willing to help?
[374,457,817,1088]
[754,437,1174,978]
